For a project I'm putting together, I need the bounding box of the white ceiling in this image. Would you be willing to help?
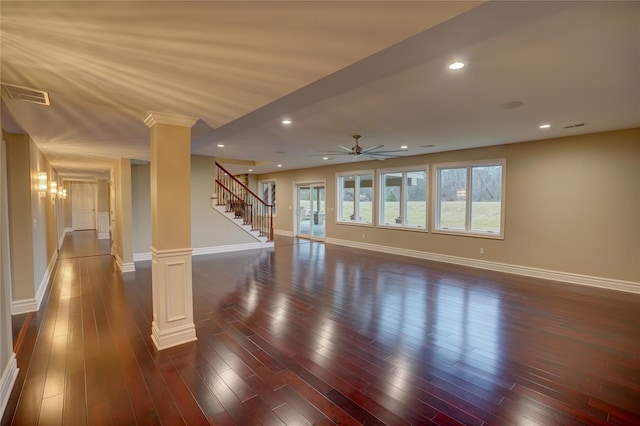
[1,1,639,178]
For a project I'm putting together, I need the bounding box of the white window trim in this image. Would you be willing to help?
[377,165,428,232]
[336,170,375,226]
[432,159,506,239]
[258,179,277,216]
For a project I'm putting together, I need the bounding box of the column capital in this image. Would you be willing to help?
[143,111,198,128]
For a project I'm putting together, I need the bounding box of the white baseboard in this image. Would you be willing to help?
[14,250,58,314]
[193,242,265,256]
[115,253,135,273]
[64,227,73,234]
[133,252,152,262]
[325,238,640,295]
[58,228,67,249]
[151,321,197,351]
[35,251,58,309]
[11,298,37,315]
[274,229,293,237]
[134,242,270,262]
[0,353,18,418]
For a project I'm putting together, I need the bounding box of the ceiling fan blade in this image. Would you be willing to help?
[308,151,349,156]
[361,154,387,161]
[338,145,354,153]
[363,152,403,157]
[361,144,384,153]
[367,149,408,154]
[351,155,359,162]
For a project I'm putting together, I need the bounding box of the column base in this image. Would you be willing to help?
[151,321,197,351]
[150,247,196,351]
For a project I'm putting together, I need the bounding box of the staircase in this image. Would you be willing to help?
[212,162,274,248]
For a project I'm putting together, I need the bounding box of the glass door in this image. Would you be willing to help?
[296,184,325,240]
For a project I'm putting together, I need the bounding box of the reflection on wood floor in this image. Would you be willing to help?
[57,230,111,259]
[3,232,640,425]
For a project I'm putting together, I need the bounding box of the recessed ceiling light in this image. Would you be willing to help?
[400,145,408,149]
[277,164,282,168]
[281,119,292,125]
[322,157,329,160]
[539,123,551,129]
[217,144,224,147]
[248,169,253,172]
[448,61,465,70]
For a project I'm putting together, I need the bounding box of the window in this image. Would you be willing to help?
[337,172,373,224]
[379,167,427,229]
[258,180,276,214]
[434,160,505,238]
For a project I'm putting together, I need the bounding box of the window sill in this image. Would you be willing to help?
[335,221,374,228]
[378,224,428,233]
[433,228,504,240]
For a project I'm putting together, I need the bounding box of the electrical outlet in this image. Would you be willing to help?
[480,248,485,254]
[362,233,365,239]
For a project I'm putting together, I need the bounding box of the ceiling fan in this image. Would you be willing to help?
[314,135,408,161]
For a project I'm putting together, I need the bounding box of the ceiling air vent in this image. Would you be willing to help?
[1,83,50,106]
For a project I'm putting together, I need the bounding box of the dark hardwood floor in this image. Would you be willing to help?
[3,232,640,425]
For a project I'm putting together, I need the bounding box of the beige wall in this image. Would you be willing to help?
[62,181,72,229]
[1,136,16,413]
[131,164,151,254]
[3,133,59,307]
[113,159,133,265]
[32,140,58,276]
[29,139,57,295]
[97,179,109,212]
[5,133,35,301]
[191,156,255,248]
[258,128,640,283]
[149,123,192,251]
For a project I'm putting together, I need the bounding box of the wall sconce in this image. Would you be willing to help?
[49,180,58,197]
[38,172,48,193]
[59,188,67,200]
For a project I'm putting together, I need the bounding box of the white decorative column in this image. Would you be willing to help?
[143,112,198,350]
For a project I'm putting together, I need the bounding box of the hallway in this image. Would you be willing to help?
[57,230,111,260]
[3,232,640,425]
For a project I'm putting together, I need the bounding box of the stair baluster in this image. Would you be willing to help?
[214,162,274,241]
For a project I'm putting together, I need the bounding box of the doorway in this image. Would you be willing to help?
[296,184,325,240]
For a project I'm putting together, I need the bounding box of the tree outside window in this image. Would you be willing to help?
[380,168,427,228]
[435,160,504,237]
[337,173,373,224]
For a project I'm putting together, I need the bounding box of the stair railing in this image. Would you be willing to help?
[214,162,274,241]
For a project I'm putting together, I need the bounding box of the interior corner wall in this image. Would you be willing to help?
[114,159,134,267]
[130,156,255,257]
[258,128,640,284]
[62,181,72,229]
[191,155,255,248]
[131,163,151,254]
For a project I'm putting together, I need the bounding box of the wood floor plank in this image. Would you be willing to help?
[4,233,640,426]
